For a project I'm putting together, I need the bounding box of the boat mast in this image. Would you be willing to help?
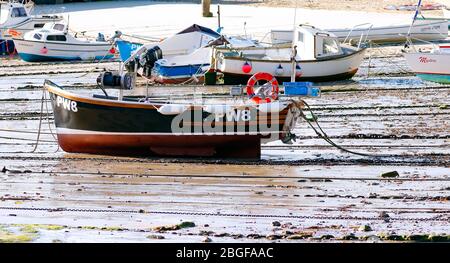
[405,0,422,51]
[290,0,298,82]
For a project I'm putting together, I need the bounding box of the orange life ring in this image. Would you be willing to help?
[246,72,279,104]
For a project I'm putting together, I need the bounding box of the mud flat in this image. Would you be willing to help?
[0,43,449,242]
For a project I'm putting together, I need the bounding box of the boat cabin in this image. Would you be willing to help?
[28,22,69,42]
[270,25,344,60]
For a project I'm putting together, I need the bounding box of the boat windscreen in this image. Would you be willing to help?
[53,23,66,31]
[11,7,27,18]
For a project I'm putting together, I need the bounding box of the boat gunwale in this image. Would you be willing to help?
[44,81,295,110]
[328,19,449,33]
[218,46,366,63]
[12,37,113,47]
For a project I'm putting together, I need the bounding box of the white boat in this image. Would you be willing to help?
[404,45,450,84]
[14,21,116,62]
[0,1,62,40]
[444,8,450,19]
[213,25,366,84]
[120,24,259,84]
[326,20,449,44]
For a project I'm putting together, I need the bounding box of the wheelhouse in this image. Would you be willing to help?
[270,25,344,60]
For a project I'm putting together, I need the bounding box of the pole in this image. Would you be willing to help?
[217,5,221,29]
[407,0,423,37]
[202,0,212,17]
[290,0,298,82]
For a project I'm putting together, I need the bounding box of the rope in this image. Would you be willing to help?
[44,89,60,152]
[296,99,434,159]
[4,87,60,154]
[31,87,46,153]
[75,42,118,78]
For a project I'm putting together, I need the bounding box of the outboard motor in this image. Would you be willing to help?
[138,46,163,77]
[97,71,134,90]
[110,30,122,42]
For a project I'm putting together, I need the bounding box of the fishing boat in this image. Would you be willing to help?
[0,1,61,54]
[403,44,450,84]
[118,24,258,84]
[326,19,448,44]
[0,1,62,55]
[213,25,366,85]
[45,71,308,159]
[13,21,116,62]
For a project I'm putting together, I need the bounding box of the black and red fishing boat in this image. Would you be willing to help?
[45,72,308,159]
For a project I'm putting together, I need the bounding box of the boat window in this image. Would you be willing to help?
[322,38,340,55]
[47,35,67,42]
[53,24,65,31]
[297,32,303,43]
[34,23,45,28]
[11,7,27,18]
[0,8,9,24]
[33,33,42,40]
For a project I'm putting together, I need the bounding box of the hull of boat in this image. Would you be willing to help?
[45,81,298,159]
[404,52,450,84]
[153,63,208,84]
[416,17,450,29]
[14,38,114,62]
[217,48,365,85]
[328,20,449,43]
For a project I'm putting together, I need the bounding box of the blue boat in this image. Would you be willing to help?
[153,60,209,84]
[115,40,143,61]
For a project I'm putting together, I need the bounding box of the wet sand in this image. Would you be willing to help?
[0,43,449,242]
[260,0,447,15]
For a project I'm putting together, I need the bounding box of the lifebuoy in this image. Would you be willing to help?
[246,72,279,104]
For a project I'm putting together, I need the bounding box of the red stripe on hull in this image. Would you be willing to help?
[57,133,265,159]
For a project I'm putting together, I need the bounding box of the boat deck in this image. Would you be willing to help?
[0,45,448,242]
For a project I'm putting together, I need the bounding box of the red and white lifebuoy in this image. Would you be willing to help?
[246,72,279,104]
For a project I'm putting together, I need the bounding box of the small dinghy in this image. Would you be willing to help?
[0,1,61,40]
[213,25,366,85]
[152,35,259,84]
[44,72,312,159]
[404,44,450,84]
[13,21,117,62]
[118,24,259,84]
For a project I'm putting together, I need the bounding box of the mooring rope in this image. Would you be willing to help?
[31,87,46,153]
[295,99,436,159]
